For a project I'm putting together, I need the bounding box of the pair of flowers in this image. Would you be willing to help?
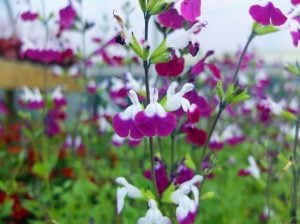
[112,82,200,140]
[116,175,203,224]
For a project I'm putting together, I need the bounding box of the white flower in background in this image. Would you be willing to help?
[115,177,142,214]
[137,199,171,224]
[260,98,285,116]
[165,82,194,112]
[246,156,260,179]
[166,22,203,50]
[221,124,244,141]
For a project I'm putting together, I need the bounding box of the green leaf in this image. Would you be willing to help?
[138,0,147,12]
[129,33,143,58]
[216,80,224,100]
[252,22,278,35]
[32,162,50,179]
[280,110,296,121]
[0,199,13,217]
[230,89,250,104]
[184,153,196,171]
[150,39,168,60]
[161,184,176,203]
[150,52,170,64]
[149,1,169,15]
[224,84,235,103]
[200,191,215,200]
[285,63,300,76]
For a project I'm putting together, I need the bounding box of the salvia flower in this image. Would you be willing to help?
[137,199,171,224]
[115,177,142,214]
[134,88,176,137]
[171,175,203,224]
[19,87,44,110]
[165,82,194,112]
[166,0,202,22]
[249,2,287,26]
[112,90,143,139]
[51,86,67,107]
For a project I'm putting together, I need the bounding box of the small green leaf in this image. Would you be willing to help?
[216,80,224,100]
[150,39,168,60]
[150,52,170,64]
[200,191,215,200]
[0,199,13,217]
[32,162,50,179]
[129,33,143,58]
[280,110,296,121]
[184,153,196,171]
[230,89,250,104]
[285,63,300,76]
[161,184,176,203]
[138,0,147,12]
[149,2,169,15]
[224,84,235,103]
[252,22,278,35]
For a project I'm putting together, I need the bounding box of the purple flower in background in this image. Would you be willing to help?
[144,158,169,195]
[175,163,194,185]
[51,86,67,108]
[289,16,300,47]
[20,11,39,21]
[134,88,176,137]
[249,2,287,26]
[291,0,300,5]
[59,5,77,30]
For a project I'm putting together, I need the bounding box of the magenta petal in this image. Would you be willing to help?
[158,8,186,29]
[156,113,176,137]
[270,8,287,26]
[249,4,270,25]
[112,114,143,139]
[134,112,176,137]
[155,56,185,77]
[180,0,201,22]
[134,112,156,137]
[292,0,300,5]
[249,2,287,26]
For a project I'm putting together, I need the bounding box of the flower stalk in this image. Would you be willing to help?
[142,10,159,199]
[290,74,300,224]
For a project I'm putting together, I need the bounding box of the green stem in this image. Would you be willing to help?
[232,31,256,86]
[290,91,300,224]
[170,132,175,174]
[143,11,159,199]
